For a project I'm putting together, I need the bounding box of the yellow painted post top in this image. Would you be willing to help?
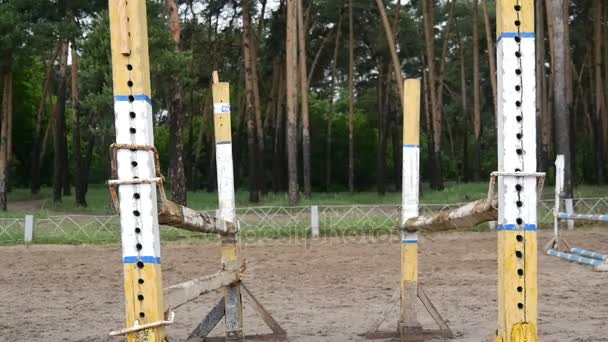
[402,79,421,146]
[212,82,233,144]
[109,0,152,97]
[496,0,534,36]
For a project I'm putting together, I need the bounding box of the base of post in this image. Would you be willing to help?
[187,281,286,342]
[365,285,453,340]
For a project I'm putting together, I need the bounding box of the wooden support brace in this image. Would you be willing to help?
[164,268,243,311]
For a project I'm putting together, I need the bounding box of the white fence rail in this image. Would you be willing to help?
[1,198,607,244]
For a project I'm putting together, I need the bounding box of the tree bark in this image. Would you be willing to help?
[242,0,260,202]
[167,0,187,205]
[593,0,606,183]
[71,43,87,207]
[535,0,546,172]
[548,0,573,198]
[53,40,69,203]
[0,70,12,210]
[422,0,443,189]
[481,0,497,113]
[286,0,299,205]
[460,41,470,181]
[325,9,343,191]
[375,0,404,106]
[377,64,386,195]
[297,0,312,197]
[471,0,481,181]
[347,0,355,192]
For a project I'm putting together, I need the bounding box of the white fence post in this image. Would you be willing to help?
[24,215,34,244]
[311,206,319,238]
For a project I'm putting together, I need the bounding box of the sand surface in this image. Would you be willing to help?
[1,229,607,342]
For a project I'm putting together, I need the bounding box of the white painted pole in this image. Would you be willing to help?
[24,215,34,244]
[554,155,564,246]
[311,205,319,238]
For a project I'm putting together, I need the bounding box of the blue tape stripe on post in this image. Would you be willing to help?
[114,94,153,105]
[123,256,161,264]
[547,249,605,266]
[401,239,418,244]
[496,32,536,43]
[403,144,420,148]
[570,248,608,261]
[497,224,537,231]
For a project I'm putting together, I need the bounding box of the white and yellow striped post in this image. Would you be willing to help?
[400,79,422,338]
[108,1,165,341]
[495,1,538,341]
[211,72,244,341]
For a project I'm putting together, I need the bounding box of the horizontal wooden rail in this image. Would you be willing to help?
[158,200,237,236]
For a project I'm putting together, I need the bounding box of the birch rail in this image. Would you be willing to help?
[401,198,498,233]
[158,200,237,236]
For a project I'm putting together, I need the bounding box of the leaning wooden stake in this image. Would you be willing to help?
[107,1,167,341]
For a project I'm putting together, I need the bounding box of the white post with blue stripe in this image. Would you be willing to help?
[399,79,422,335]
[495,1,538,341]
[108,1,166,341]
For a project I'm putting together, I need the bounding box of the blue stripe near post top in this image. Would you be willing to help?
[401,239,418,244]
[123,256,161,264]
[114,94,153,105]
[497,224,537,232]
[403,144,420,148]
[496,32,535,44]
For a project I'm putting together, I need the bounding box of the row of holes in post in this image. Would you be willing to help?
[513,2,526,313]
[126,60,147,320]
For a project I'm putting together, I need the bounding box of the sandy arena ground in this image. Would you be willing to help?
[1,229,607,342]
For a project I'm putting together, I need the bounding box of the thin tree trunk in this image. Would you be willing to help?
[308,30,333,83]
[377,64,386,195]
[325,10,343,191]
[53,40,68,203]
[481,0,497,113]
[375,0,403,105]
[167,0,187,205]
[243,0,260,202]
[286,0,299,205]
[535,0,546,172]
[297,0,312,197]
[71,43,86,207]
[548,0,573,198]
[593,0,606,183]
[0,70,12,210]
[31,42,60,195]
[460,42,470,181]
[347,0,355,192]
[472,0,481,181]
[273,64,286,192]
[423,0,443,189]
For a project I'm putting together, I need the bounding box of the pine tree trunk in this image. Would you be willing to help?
[31,43,60,195]
[375,0,403,105]
[481,0,497,113]
[471,0,481,181]
[325,10,342,191]
[243,0,260,202]
[286,0,299,205]
[0,70,11,210]
[377,65,386,195]
[423,0,443,189]
[167,0,187,205]
[53,41,68,203]
[535,0,546,172]
[460,42,470,182]
[71,43,87,207]
[297,0,312,197]
[549,0,573,198]
[347,0,355,192]
[593,0,606,183]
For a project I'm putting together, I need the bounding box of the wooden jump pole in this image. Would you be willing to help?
[495,1,538,341]
[108,1,167,340]
[211,71,244,340]
[400,79,422,337]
